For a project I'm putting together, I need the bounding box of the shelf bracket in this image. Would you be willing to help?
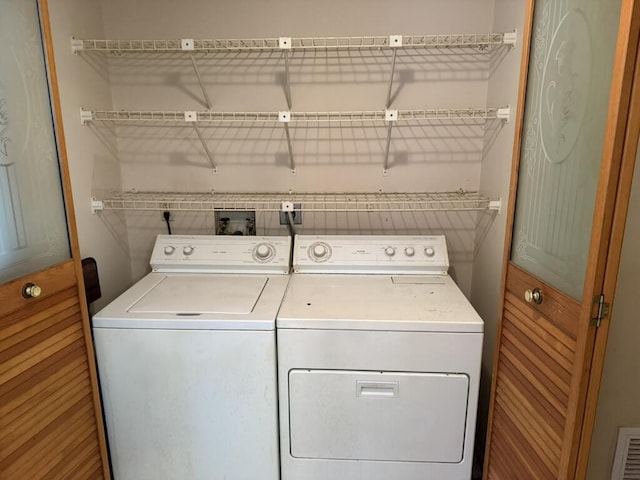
[91,197,104,214]
[279,111,295,174]
[385,35,402,109]
[497,105,511,123]
[383,109,398,175]
[80,108,93,125]
[189,54,213,110]
[186,111,217,172]
[488,198,502,214]
[71,38,84,54]
[503,30,517,48]
[280,37,293,109]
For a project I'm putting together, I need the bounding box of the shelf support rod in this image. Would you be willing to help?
[382,109,398,174]
[279,111,295,174]
[190,54,213,110]
[386,49,398,109]
[283,51,293,109]
[192,123,217,171]
[280,38,293,109]
[385,36,402,108]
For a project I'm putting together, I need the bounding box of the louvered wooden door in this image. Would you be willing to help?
[484,0,640,478]
[0,1,109,479]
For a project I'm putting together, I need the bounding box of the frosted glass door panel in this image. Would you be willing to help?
[0,0,70,284]
[512,0,622,300]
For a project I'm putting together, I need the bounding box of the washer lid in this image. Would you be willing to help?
[128,275,267,315]
[93,273,290,330]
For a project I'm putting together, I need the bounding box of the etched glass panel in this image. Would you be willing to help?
[0,1,70,283]
[512,0,622,300]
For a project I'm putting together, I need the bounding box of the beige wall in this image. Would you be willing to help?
[586,146,640,479]
[48,0,132,310]
[91,0,519,291]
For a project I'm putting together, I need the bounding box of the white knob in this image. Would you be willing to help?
[404,247,415,257]
[425,247,435,257]
[256,244,272,259]
[313,244,328,258]
[164,246,175,255]
[385,246,396,257]
[183,246,194,256]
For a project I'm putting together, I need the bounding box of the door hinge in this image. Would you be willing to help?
[591,294,610,328]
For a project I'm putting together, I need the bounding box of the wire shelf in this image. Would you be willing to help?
[82,107,508,125]
[72,32,515,54]
[92,191,496,214]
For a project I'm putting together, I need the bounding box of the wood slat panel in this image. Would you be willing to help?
[500,336,568,416]
[49,442,100,480]
[494,386,560,472]
[499,356,566,430]
[502,318,572,389]
[0,394,94,476]
[493,406,557,479]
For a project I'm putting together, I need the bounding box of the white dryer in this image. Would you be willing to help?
[92,235,291,480]
[277,235,483,480]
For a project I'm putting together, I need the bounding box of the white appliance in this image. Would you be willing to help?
[277,235,483,480]
[92,235,291,480]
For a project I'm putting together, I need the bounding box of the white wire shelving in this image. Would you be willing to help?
[90,191,502,215]
[72,32,516,54]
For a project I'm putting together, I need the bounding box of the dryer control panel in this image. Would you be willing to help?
[293,235,449,274]
[150,235,291,273]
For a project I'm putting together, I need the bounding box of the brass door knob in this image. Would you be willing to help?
[524,288,543,305]
[22,283,42,299]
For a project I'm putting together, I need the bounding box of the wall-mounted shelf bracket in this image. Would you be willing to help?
[185,111,217,171]
[383,109,398,175]
[279,111,296,174]
[503,30,517,48]
[488,198,502,214]
[80,109,93,125]
[497,105,511,123]
[71,38,84,54]
[91,197,104,214]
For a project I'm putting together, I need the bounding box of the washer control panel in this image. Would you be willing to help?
[294,235,449,274]
[150,235,291,273]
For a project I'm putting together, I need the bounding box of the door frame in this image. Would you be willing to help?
[37,0,111,476]
[483,0,640,478]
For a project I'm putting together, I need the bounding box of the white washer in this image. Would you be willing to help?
[277,235,483,480]
[92,235,291,480]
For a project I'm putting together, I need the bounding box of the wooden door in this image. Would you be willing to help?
[0,1,110,479]
[484,0,640,479]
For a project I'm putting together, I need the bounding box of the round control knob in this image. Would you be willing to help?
[22,283,42,299]
[183,246,195,256]
[404,247,415,257]
[255,244,272,259]
[313,244,328,258]
[424,247,435,257]
[384,246,396,257]
[164,246,176,255]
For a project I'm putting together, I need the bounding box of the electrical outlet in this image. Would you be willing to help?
[279,203,302,225]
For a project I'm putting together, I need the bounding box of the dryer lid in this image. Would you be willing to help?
[128,275,267,315]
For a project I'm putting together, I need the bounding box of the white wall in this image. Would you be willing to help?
[48,0,132,310]
[91,0,516,291]
[471,0,527,453]
[586,147,640,479]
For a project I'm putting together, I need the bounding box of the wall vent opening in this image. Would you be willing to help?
[612,427,640,479]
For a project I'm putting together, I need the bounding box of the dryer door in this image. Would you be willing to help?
[288,369,469,463]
